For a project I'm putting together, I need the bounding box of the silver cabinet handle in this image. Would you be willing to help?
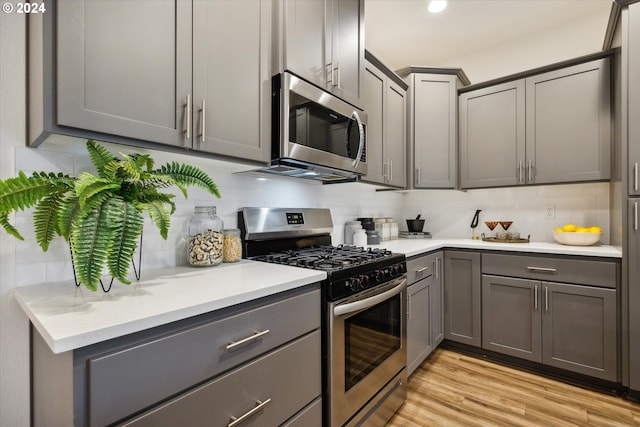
[635,163,639,192]
[389,159,393,181]
[198,100,206,144]
[383,161,388,182]
[635,202,638,231]
[326,63,332,85]
[407,294,411,319]
[519,161,524,183]
[526,266,556,273]
[333,63,339,88]
[528,160,533,182]
[417,165,422,185]
[228,399,271,427]
[416,266,430,273]
[225,329,270,351]
[184,94,191,140]
[435,257,441,279]
[534,284,538,310]
[545,286,549,312]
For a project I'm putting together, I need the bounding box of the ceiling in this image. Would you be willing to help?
[365,0,614,77]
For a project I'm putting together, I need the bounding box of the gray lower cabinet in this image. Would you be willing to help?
[362,52,407,188]
[482,253,618,382]
[406,251,444,376]
[30,0,271,163]
[444,250,482,347]
[32,285,322,427]
[459,56,611,189]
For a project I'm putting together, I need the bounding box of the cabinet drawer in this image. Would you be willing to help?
[121,331,321,427]
[88,288,320,426]
[482,253,617,288]
[407,254,433,285]
[282,397,322,427]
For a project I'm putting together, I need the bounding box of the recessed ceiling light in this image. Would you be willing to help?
[428,0,447,13]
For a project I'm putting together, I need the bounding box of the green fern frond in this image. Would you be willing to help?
[129,153,154,172]
[0,212,24,240]
[138,201,171,239]
[86,140,118,178]
[154,162,221,198]
[31,172,75,190]
[75,173,120,208]
[57,195,81,240]
[0,171,55,213]
[106,199,144,284]
[71,198,121,291]
[34,193,64,251]
[137,191,176,214]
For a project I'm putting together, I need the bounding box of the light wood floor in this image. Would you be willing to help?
[387,348,640,427]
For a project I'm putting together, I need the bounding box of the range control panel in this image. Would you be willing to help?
[286,212,304,224]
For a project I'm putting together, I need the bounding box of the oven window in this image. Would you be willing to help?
[344,294,401,391]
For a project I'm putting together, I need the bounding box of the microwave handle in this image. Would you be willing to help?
[350,110,365,168]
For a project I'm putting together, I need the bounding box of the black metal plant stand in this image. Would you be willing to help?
[69,231,143,293]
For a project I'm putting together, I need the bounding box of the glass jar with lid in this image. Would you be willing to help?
[188,206,224,267]
[223,229,242,263]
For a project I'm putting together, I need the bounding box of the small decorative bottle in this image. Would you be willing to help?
[188,206,224,267]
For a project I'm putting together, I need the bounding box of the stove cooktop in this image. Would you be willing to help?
[252,245,395,272]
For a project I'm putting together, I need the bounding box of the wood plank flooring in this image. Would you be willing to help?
[387,348,640,427]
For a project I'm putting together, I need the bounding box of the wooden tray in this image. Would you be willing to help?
[482,235,530,244]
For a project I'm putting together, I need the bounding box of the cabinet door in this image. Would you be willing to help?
[413,75,457,189]
[330,0,364,107]
[407,278,432,376]
[629,4,640,196]
[542,282,617,381]
[629,198,640,389]
[283,0,327,90]
[192,0,271,162]
[56,0,191,147]
[431,252,445,347]
[459,80,526,189]
[481,275,542,362]
[363,61,386,184]
[444,251,482,347]
[385,79,407,188]
[526,59,611,184]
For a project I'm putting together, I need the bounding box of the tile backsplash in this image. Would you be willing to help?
[11,140,610,287]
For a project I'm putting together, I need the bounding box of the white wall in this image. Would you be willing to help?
[439,11,609,83]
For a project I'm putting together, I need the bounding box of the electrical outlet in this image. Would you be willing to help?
[545,205,555,219]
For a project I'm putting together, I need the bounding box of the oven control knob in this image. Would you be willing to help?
[348,277,361,291]
[358,275,369,289]
[373,270,385,283]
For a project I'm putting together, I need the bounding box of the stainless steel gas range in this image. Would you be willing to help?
[238,207,407,427]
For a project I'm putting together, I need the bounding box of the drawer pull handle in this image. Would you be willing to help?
[534,284,538,310]
[526,266,556,273]
[415,266,430,273]
[228,398,272,427]
[225,329,270,351]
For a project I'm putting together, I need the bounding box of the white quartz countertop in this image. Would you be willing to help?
[372,238,622,258]
[14,260,326,354]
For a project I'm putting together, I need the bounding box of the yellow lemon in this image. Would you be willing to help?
[553,228,563,233]
[562,224,577,232]
[576,227,589,233]
[589,226,603,233]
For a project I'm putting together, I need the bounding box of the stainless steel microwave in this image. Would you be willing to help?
[265,72,367,183]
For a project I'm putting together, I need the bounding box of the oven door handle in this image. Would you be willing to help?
[334,279,406,317]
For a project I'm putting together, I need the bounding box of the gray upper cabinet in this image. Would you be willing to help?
[280,0,364,108]
[629,3,640,197]
[444,250,482,347]
[30,0,270,163]
[459,56,611,189]
[362,53,407,188]
[192,0,271,161]
[406,72,464,189]
[48,0,192,147]
[459,80,526,188]
[526,59,611,184]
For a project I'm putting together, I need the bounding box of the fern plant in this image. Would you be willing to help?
[0,140,220,291]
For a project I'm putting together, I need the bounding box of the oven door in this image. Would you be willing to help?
[328,276,407,427]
